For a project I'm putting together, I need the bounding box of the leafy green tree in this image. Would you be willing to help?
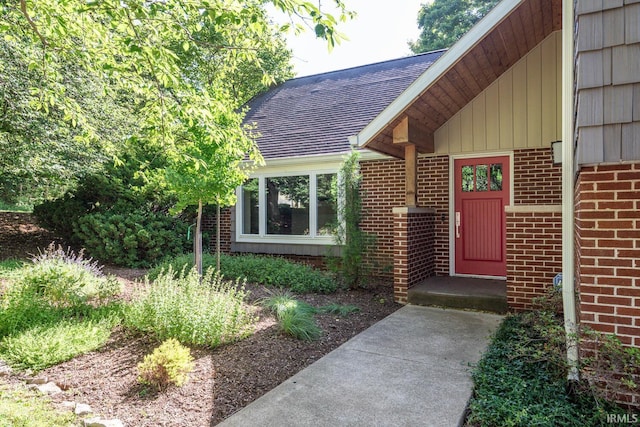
[5,0,352,270]
[409,0,500,53]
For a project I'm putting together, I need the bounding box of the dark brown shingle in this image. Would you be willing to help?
[244,51,445,159]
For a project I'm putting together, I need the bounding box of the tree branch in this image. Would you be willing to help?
[19,0,49,47]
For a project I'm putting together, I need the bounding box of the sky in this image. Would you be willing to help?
[271,0,428,77]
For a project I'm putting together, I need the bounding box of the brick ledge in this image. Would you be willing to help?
[392,206,437,215]
[505,204,562,213]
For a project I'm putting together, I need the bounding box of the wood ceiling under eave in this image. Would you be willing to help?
[366,0,562,158]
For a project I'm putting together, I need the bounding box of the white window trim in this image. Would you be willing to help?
[236,162,341,245]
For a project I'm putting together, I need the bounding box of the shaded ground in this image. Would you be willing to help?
[0,216,400,426]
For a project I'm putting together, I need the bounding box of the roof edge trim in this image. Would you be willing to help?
[356,0,524,148]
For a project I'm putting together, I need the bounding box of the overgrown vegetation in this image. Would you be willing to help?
[467,296,635,427]
[327,151,377,288]
[0,384,76,427]
[125,268,254,348]
[0,247,122,371]
[148,253,338,294]
[137,338,194,390]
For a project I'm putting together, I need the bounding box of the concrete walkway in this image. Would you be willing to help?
[218,305,503,427]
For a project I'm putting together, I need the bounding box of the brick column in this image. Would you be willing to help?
[393,207,436,304]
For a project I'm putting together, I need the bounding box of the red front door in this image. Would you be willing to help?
[454,156,510,277]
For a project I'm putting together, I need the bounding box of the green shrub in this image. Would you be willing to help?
[17,245,121,308]
[148,253,338,294]
[73,209,190,268]
[125,267,254,347]
[137,338,194,390]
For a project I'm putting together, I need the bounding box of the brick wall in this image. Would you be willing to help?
[506,208,563,311]
[393,207,436,303]
[513,147,562,205]
[575,163,640,348]
[202,208,232,254]
[416,155,450,275]
[360,158,405,277]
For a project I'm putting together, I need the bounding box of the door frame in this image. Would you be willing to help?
[448,151,514,278]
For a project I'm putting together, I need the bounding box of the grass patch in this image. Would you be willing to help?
[125,267,254,348]
[148,253,338,294]
[0,201,32,213]
[0,383,75,426]
[467,313,628,427]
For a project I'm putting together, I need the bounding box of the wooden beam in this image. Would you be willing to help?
[405,144,417,207]
[392,116,435,153]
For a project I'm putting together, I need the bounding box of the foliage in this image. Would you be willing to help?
[0,249,122,371]
[328,151,376,288]
[0,314,118,372]
[0,384,76,427]
[409,0,500,53]
[467,313,628,426]
[260,291,321,341]
[137,338,194,390]
[17,244,121,307]
[73,209,190,268]
[125,267,254,348]
[3,0,352,233]
[147,253,339,294]
[0,33,135,206]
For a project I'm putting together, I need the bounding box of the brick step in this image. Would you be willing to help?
[407,276,508,314]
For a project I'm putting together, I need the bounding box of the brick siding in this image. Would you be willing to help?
[506,208,562,311]
[202,208,232,254]
[576,163,640,348]
[513,147,562,205]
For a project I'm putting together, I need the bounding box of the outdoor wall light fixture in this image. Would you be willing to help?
[551,140,562,165]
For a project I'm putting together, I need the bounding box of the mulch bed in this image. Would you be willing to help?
[0,219,400,426]
[42,275,399,426]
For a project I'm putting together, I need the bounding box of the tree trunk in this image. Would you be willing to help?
[216,204,221,271]
[195,199,203,277]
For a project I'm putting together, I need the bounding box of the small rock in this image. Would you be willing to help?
[84,418,125,427]
[36,382,62,395]
[0,366,11,377]
[61,401,76,409]
[26,376,48,385]
[75,403,93,415]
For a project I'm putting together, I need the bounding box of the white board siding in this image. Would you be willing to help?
[434,31,561,155]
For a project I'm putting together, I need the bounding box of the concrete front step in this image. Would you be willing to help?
[408,276,508,314]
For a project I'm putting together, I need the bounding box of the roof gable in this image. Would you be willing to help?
[244,51,445,160]
[355,0,562,158]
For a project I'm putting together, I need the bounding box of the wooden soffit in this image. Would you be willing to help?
[362,0,562,158]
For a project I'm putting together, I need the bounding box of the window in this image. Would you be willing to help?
[237,171,338,243]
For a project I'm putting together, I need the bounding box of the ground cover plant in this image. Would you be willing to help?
[148,253,339,294]
[466,312,630,427]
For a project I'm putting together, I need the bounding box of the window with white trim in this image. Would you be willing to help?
[237,171,338,244]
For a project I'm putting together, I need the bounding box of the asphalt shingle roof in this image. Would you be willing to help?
[244,50,446,160]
